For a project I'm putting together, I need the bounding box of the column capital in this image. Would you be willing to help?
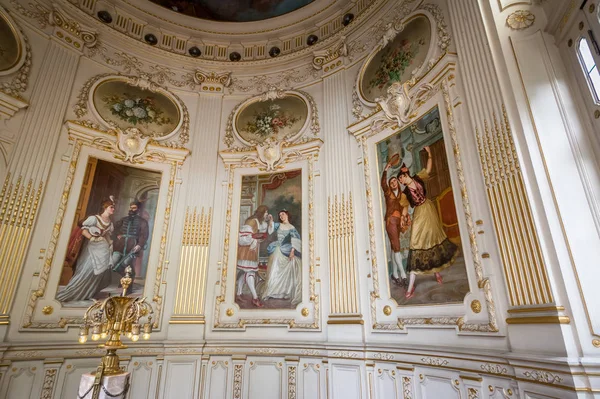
[312,36,348,78]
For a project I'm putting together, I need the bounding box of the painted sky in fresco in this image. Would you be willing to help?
[149,0,315,22]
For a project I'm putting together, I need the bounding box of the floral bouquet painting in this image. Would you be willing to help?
[103,94,172,126]
[369,38,426,91]
[243,104,300,138]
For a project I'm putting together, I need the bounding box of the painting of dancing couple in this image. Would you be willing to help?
[377,107,469,305]
[56,158,160,307]
[235,170,303,309]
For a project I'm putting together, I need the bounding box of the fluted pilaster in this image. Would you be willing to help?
[0,39,80,320]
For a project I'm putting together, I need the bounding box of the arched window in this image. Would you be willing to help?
[577,36,600,103]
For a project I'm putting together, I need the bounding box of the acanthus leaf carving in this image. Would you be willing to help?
[376,80,435,128]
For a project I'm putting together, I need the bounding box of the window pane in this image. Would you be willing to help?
[579,38,597,74]
[589,65,600,100]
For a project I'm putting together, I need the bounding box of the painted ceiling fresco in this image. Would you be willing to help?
[149,0,315,22]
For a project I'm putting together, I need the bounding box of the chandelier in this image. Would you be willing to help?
[78,266,154,376]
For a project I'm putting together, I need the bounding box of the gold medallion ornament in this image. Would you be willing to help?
[470,300,482,314]
[383,305,392,316]
[226,308,234,317]
[301,308,310,317]
[506,10,535,30]
[41,305,53,315]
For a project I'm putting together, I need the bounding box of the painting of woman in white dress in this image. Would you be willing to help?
[57,158,162,306]
[56,198,115,303]
[262,210,302,306]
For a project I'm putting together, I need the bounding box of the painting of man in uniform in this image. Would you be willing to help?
[56,158,161,307]
[235,170,302,310]
[377,107,469,305]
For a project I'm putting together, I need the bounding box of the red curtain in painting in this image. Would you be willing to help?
[260,170,302,200]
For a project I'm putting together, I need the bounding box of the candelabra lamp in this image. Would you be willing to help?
[77,266,154,399]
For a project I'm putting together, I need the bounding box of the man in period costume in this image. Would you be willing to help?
[110,201,149,294]
[236,205,273,308]
[382,160,409,287]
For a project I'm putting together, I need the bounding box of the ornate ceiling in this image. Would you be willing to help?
[148,0,315,22]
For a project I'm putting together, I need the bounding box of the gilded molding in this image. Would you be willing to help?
[233,364,243,399]
[74,73,191,147]
[475,106,552,307]
[421,357,449,366]
[332,351,359,359]
[312,36,348,70]
[40,368,57,399]
[327,193,359,316]
[522,370,563,384]
[481,363,508,375]
[48,5,97,48]
[172,207,212,318]
[467,387,479,399]
[0,171,42,316]
[22,126,187,329]
[356,73,497,332]
[288,365,297,399]
[213,153,319,329]
[402,376,412,399]
[506,10,535,30]
[224,88,320,150]
[0,9,32,102]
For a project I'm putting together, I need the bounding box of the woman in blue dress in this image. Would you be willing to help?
[261,210,302,306]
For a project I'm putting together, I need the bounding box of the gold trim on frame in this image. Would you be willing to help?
[350,57,498,332]
[214,145,320,329]
[21,122,188,329]
[506,316,570,325]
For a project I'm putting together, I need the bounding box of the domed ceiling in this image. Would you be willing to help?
[148,0,315,22]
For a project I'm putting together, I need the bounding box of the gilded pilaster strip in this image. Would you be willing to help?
[327,193,359,317]
[475,106,553,307]
[172,206,212,320]
[0,175,43,314]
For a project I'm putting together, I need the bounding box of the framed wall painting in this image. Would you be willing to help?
[349,67,497,332]
[375,106,468,306]
[56,157,161,308]
[22,122,188,330]
[235,170,303,310]
[216,144,320,330]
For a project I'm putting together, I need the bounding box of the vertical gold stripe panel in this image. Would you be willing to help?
[173,207,212,316]
[0,174,43,314]
[476,107,553,306]
[327,193,359,315]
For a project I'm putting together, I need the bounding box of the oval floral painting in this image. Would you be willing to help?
[0,12,21,72]
[92,80,180,137]
[360,15,432,103]
[235,94,308,145]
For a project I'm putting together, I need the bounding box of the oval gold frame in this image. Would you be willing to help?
[356,12,437,107]
[90,77,184,141]
[0,7,25,76]
[232,92,311,147]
